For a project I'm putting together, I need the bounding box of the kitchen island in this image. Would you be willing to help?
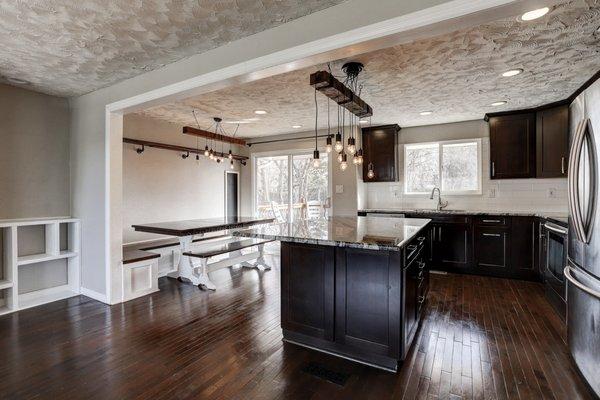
[238,216,431,371]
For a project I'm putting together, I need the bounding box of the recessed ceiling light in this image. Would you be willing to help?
[5,77,30,85]
[520,7,549,21]
[490,101,508,107]
[502,68,523,77]
[419,111,433,116]
[292,125,303,129]
[358,119,368,124]
[254,110,267,115]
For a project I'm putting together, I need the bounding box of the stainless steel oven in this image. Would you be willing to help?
[541,221,568,319]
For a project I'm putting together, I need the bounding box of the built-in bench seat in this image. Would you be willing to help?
[183,238,274,259]
[123,249,160,264]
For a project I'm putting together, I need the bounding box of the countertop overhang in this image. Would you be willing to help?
[235,216,431,251]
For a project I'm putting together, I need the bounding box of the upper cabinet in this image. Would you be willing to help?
[361,124,400,182]
[488,112,536,179]
[536,105,569,178]
[486,104,570,180]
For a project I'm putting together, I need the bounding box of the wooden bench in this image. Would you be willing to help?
[181,238,274,290]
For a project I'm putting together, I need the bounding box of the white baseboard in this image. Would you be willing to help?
[80,287,109,304]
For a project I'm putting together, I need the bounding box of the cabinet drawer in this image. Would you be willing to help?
[475,216,509,226]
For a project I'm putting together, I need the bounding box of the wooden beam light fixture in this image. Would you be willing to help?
[123,138,249,162]
[310,69,373,118]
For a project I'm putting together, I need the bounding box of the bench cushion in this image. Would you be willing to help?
[123,249,160,264]
[183,238,273,259]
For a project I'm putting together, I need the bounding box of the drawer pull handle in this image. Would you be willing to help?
[482,233,502,237]
[482,219,501,223]
[418,295,426,304]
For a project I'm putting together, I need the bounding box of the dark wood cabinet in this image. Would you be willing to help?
[281,242,335,341]
[361,124,400,182]
[511,216,538,280]
[536,105,569,178]
[489,113,536,179]
[474,226,510,275]
[335,247,401,358]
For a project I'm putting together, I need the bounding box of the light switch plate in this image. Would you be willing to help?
[335,185,344,194]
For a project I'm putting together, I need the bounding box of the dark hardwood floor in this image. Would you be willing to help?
[0,248,593,400]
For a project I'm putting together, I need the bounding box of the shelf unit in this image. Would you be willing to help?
[0,217,80,316]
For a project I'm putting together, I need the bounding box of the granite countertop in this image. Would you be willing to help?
[235,216,431,251]
[359,208,568,225]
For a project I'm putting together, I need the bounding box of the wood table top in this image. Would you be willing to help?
[132,216,274,237]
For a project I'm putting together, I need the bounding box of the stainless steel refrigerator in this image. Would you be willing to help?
[567,76,600,398]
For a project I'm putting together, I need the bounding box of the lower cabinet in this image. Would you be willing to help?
[474,226,510,275]
[280,236,428,371]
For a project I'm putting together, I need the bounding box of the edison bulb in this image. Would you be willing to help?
[334,141,343,153]
[352,155,359,165]
[204,146,209,156]
[230,161,235,170]
[347,144,356,155]
[337,153,343,163]
[340,161,348,171]
[326,143,332,153]
[313,158,320,168]
[367,169,375,179]
[357,155,364,165]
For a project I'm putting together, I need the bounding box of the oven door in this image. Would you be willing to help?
[544,222,568,301]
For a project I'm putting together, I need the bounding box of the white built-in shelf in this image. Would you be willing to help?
[18,285,79,311]
[17,251,78,266]
[0,280,13,290]
[0,217,81,316]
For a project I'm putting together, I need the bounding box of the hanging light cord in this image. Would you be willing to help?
[314,87,318,148]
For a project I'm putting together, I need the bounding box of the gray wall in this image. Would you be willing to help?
[0,83,70,219]
[122,114,243,243]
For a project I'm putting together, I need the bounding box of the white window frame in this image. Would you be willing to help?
[403,138,482,196]
[251,148,333,221]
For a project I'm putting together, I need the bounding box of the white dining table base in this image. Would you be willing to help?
[173,235,269,290]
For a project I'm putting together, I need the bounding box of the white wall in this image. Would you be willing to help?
[0,83,70,219]
[365,120,568,213]
[122,114,243,243]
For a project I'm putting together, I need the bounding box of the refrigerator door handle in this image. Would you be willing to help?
[544,222,568,235]
[568,120,589,243]
[564,265,600,300]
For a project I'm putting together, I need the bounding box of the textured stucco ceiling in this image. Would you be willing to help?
[0,0,348,97]
[137,0,600,136]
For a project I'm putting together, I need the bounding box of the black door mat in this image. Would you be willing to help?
[301,362,350,386]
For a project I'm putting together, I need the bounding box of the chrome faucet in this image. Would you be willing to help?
[429,187,448,211]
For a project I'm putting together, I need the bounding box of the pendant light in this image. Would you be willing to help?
[326,136,332,153]
[334,104,343,153]
[367,162,375,179]
[340,153,348,171]
[230,160,235,170]
[325,99,332,153]
[313,87,320,167]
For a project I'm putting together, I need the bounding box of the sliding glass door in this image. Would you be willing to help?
[254,152,330,222]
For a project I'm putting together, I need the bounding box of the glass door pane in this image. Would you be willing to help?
[291,153,329,220]
[255,156,289,222]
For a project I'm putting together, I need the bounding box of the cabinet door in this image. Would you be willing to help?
[335,248,400,358]
[474,227,510,274]
[489,113,536,179]
[511,217,538,280]
[434,223,471,270]
[362,124,399,182]
[536,105,569,178]
[281,242,335,341]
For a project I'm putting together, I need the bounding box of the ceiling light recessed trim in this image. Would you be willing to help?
[502,68,523,77]
[520,7,549,21]
[419,111,433,116]
[254,110,267,115]
[490,101,508,107]
[292,125,303,129]
[358,119,369,124]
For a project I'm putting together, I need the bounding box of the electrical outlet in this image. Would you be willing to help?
[488,188,496,198]
[547,188,556,198]
[335,185,344,194]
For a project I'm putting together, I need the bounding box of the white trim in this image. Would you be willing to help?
[404,138,483,196]
[80,287,109,303]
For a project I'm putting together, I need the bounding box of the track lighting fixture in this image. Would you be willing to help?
[136,144,145,154]
[182,151,190,159]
